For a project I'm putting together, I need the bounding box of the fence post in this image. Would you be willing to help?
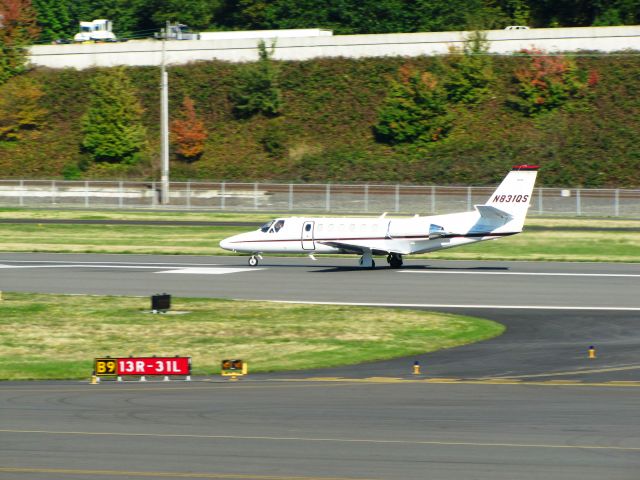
[537,187,543,215]
[186,181,191,210]
[467,186,472,211]
[19,179,24,207]
[326,184,331,212]
[576,188,581,216]
[364,184,369,213]
[51,180,56,205]
[254,182,258,210]
[614,189,619,217]
[119,180,124,208]
[431,186,436,213]
[151,181,156,207]
[221,182,226,210]
[289,183,293,211]
[395,184,399,213]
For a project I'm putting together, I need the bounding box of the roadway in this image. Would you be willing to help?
[0,253,639,479]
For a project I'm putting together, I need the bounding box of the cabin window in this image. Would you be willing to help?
[317,224,323,232]
[273,219,285,232]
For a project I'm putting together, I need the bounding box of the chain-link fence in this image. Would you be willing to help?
[0,180,638,217]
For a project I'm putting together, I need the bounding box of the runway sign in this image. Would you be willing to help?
[94,358,117,377]
[94,357,191,377]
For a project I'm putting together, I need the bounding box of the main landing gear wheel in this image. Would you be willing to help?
[248,256,259,266]
[387,253,403,269]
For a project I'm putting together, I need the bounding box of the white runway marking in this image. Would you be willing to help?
[0,264,162,269]
[0,263,260,275]
[0,260,225,266]
[400,271,640,278]
[159,267,262,275]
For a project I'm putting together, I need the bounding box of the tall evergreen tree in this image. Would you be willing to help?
[32,0,72,41]
[81,68,146,164]
[230,40,282,118]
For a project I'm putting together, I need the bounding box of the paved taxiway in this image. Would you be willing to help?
[0,380,639,480]
[1,253,639,479]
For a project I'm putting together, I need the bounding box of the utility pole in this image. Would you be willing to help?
[160,21,170,205]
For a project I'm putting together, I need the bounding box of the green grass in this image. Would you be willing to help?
[0,208,275,223]
[0,292,504,380]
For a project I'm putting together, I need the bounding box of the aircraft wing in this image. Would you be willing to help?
[317,240,410,255]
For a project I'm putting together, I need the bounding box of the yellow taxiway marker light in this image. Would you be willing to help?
[413,361,421,375]
[589,346,596,359]
[90,371,100,385]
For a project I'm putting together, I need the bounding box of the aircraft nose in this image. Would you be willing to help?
[219,236,234,251]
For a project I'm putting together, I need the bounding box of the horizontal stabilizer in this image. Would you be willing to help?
[475,205,513,221]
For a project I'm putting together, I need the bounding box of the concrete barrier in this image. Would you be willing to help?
[28,25,640,70]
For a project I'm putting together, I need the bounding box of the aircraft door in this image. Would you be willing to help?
[301,221,315,250]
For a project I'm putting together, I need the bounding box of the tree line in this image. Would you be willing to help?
[7,0,640,43]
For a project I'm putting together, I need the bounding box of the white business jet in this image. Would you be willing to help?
[220,165,538,268]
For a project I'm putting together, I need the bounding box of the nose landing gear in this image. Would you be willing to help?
[248,254,263,266]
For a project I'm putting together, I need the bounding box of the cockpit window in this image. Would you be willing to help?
[260,219,285,233]
[260,220,274,233]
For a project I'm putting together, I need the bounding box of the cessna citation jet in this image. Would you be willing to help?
[220,165,539,268]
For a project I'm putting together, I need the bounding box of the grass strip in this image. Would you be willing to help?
[0,292,503,380]
[0,208,638,229]
[0,222,638,262]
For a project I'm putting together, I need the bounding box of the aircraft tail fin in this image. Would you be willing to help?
[484,165,539,231]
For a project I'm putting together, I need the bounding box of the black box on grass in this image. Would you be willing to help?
[151,293,171,312]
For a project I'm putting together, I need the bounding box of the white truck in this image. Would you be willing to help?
[73,19,118,42]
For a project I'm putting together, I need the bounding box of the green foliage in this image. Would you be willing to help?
[259,119,287,157]
[443,31,495,104]
[230,41,283,119]
[0,0,40,85]
[375,64,452,144]
[509,49,592,116]
[149,0,219,30]
[1,55,639,187]
[32,0,72,42]
[81,68,146,164]
[528,0,640,28]
[0,76,47,140]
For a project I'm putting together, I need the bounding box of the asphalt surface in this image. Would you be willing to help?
[1,253,639,479]
[1,381,639,480]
